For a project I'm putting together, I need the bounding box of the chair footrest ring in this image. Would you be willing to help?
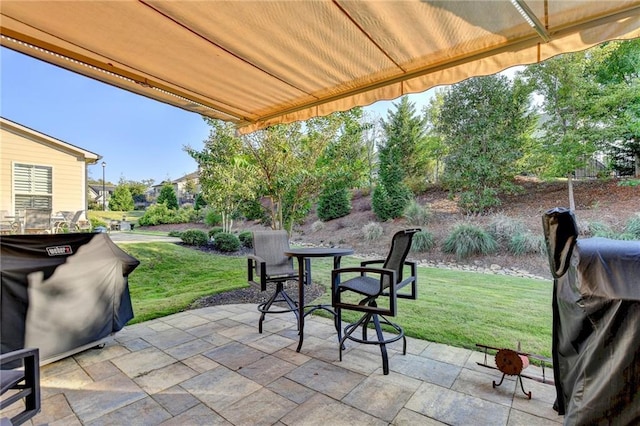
[343,316,404,346]
[257,299,298,314]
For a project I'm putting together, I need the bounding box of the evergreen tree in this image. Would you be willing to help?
[373,97,416,220]
[109,184,134,211]
[157,183,179,210]
[381,96,427,191]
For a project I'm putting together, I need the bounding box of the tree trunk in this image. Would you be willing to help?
[567,174,576,210]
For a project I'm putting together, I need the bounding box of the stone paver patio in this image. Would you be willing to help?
[8,304,562,425]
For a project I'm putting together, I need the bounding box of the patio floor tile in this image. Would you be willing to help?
[342,372,422,421]
[180,367,262,412]
[64,372,147,423]
[133,362,199,394]
[280,393,387,426]
[236,354,298,386]
[405,381,510,425]
[85,396,171,426]
[218,387,297,426]
[110,347,177,378]
[392,353,462,387]
[151,385,201,416]
[202,341,266,371]
[285,359,365,400]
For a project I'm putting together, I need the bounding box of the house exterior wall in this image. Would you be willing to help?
[0,121,97,215]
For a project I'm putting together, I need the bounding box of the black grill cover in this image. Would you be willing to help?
[553,237,640,425]
[1,233,139,363]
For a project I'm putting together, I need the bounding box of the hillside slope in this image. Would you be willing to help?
[286,178,638,279]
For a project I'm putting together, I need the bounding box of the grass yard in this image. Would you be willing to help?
[121,243,247,323]
[119,243,554,357]
[88,210,144,224]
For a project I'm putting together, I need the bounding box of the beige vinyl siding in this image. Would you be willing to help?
[1,126,89,214]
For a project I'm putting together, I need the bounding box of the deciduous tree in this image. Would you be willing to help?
[435,74,534,213]
[185,119,254,232]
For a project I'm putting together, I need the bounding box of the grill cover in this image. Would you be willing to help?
[1,233,138,363]
[553,237,640,425]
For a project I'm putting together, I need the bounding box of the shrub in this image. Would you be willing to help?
[623,214,640,239]
[584,221,616,238]
[442,223,497,259]
[238,231,253,248]
[168,230,183,237]
[214,232,241,252]
[403,200,431,226]
[90,217,107,229]
[508,232,546,255]
[317,187,351,221]
[458,188,501,214]
[487,215,527,245]
[362,222,383,241]
[138,204,177,226]
[311,220,325,233]
[179,206,203,223]
[137,204,200,226]
[180,229,209,246]
[208,227,224,239]
[203,207,222,227]
[411,230,435,252]
[618,179,640,187]
[372,183,411,221]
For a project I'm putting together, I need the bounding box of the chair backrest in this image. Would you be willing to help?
[23,209,52,231]
[382,228,420,288]
[252,230,293,275]
[70,210,84,225]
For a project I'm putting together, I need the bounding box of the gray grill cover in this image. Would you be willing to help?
[1,233,138,363]
[554,237,640,425]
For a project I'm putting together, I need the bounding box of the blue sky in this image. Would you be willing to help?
[1,47,432,185]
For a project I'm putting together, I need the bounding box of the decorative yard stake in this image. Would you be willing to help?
[476,343,554,400]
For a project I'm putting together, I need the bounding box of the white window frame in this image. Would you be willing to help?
[13,162,53,211]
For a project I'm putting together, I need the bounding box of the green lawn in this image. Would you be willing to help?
[119,242,553,357]
[88,210,144,224]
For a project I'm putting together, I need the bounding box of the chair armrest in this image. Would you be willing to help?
[247,254,268,290]
[332,266,396,295]
[0,347,39,367]
[332,266,398,316]
[359,259,385,267]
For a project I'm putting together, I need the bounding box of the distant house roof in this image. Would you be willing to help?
[152,171,199,188]
[89,184,116,193]
[1,116,100,163]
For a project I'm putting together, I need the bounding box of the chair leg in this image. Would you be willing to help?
[258,282,299,333]
[338,305,406,375]
[371,313,389,375]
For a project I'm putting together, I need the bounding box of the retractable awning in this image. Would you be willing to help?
[1,1,638,133]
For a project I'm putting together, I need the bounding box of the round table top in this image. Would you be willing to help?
[284,247,354,258]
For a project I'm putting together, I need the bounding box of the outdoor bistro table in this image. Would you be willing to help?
[283,247,354,352]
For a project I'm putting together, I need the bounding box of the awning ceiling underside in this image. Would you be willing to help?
[1,1,639,134]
